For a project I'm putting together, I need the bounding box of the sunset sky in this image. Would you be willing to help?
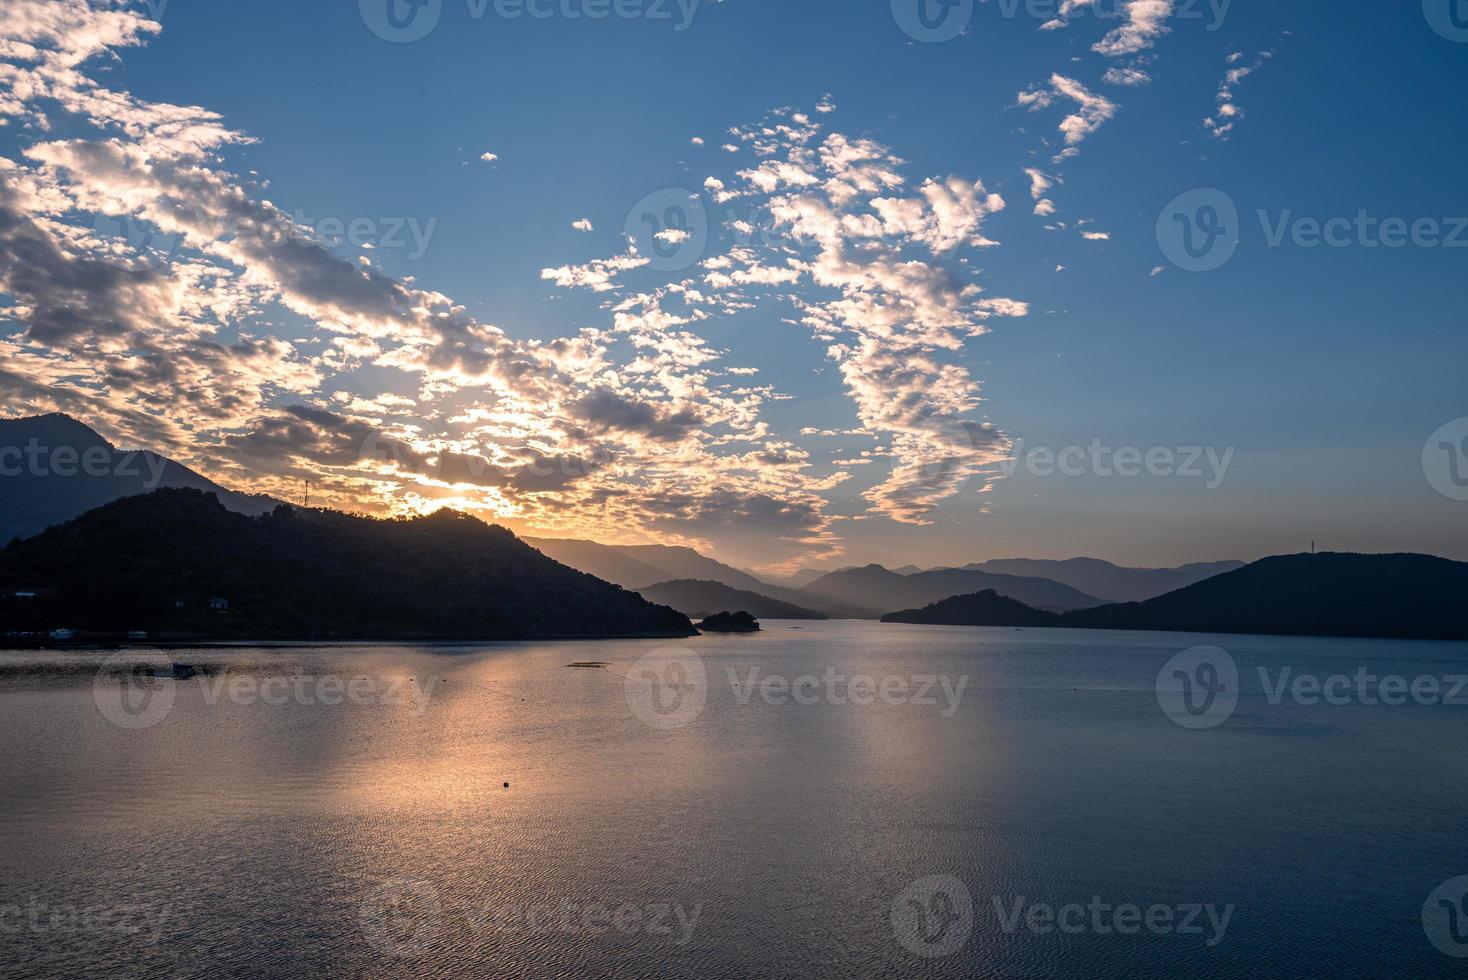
[1,0,1465,572]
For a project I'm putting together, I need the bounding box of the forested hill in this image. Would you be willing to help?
[0,489,694,641]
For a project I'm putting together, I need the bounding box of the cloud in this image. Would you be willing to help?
[540,248,649,292]
[1092,0,1175,57]
[565,388,703,443]
[1103,67,1152,86]
[1017,75,1118,157]
[1206,50,1275,140]
[479,152,499,163]
[571,218,593,232]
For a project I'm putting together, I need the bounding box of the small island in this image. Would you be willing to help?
[696,611,761,633]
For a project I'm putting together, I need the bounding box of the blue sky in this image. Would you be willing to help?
[1,0,1465,570]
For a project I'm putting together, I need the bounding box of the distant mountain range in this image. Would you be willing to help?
[883,553,1468,641]
[0,489,693,641]
[523,536,829,611]
[1,414,279,545]
[794,564,1107,617]
[961,557,1245,603]
[635,579,826,620]
[0,414,1252,627]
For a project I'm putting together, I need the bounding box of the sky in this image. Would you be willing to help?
[1,0,1466,573]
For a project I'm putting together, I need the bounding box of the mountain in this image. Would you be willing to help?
[636,580,826,620]
[796,564,1106,617]
[1,413,280,545]
[523,537,830,611]
[0,489,693,641]
[519,537,669,590]
[881,590,1060,628]
[968,557,1244,603]
[749,567,834,590]
[1062,552,1468,640]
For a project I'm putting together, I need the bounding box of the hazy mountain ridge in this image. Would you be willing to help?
[796,564,1108,617]
[525,537,838,613]
[967,557,1246,603]
[1,414,280,545]
[635,579,826,620]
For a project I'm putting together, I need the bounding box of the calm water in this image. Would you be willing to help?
[1,622,1466,978]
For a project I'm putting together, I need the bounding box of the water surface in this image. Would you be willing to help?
[1,623,1465,977]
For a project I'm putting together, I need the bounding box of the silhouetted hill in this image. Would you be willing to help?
[637,579,826,620]
[881,590,1060,627]
[1062,552,1468,640]
[1,414,280,545]
[0,489,693,641]
[697,611,760,633]
[797,564,1105,617]
[970,557,1244,602]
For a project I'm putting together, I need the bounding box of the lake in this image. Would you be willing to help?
[2,622,1466,978]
